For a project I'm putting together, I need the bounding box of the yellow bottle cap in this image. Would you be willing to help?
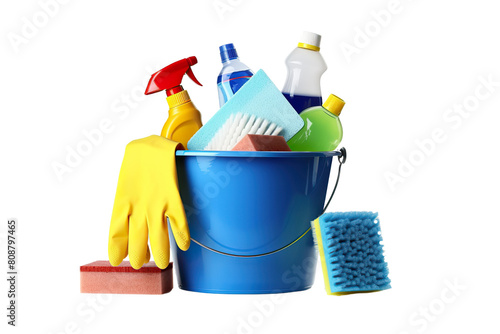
[323,94,345,116]
[297,31,321,51]
[167,90,191,108]
[298,42,320,51]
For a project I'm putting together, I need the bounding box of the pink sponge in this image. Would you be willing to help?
[232,135,291,151]
[80,261,173,295]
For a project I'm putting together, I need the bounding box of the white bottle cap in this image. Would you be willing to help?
[298,31,321,51]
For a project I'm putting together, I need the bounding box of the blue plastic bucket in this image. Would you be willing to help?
[173,150,339,294]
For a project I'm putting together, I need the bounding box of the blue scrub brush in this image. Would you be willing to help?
[311,211,391,295]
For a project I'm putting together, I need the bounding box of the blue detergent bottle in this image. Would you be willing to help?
[282,31,327,114]
[217,43,254,107]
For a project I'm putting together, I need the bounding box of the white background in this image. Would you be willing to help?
[1,0,500,333]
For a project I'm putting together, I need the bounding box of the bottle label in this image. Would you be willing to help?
[282,93,322,114]
[217,70,253,104]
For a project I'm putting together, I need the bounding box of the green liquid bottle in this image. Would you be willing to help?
[287,94,345,151]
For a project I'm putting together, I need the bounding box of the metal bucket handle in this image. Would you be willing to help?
[189,147,347,258]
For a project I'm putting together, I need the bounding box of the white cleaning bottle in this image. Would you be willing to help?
[282,31,327,114]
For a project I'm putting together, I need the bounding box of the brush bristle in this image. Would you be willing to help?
[204,112,283,151]
[317,212,391,294]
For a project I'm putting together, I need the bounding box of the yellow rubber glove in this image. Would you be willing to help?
[108,135,190,269]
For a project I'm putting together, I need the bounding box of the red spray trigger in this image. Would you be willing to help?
[144,56,203,96]
[186,67,202,86]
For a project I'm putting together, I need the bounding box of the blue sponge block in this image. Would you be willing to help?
[314,211,391,295]
[187,70,304,150]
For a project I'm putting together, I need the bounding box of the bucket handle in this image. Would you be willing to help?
[322,147,346,215]
[189,147,347,258]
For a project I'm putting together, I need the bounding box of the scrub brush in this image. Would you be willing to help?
[311,211,391,295]
[204,112,283,150]
[187,70,304,150]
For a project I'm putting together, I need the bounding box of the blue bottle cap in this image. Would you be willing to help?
[219,43,239,63]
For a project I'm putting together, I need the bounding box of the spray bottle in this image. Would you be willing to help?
[145,56,203,149]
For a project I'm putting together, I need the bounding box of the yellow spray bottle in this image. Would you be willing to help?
[145,57,203,149]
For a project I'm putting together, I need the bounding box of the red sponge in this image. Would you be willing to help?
[80,261,173,295]
[232,134,291,151]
